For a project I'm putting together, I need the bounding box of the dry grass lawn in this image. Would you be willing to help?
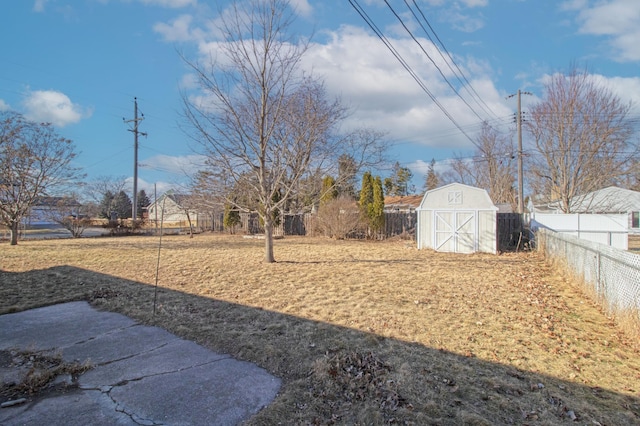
[1,234,639,425]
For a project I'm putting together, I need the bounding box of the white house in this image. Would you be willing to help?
[147,193,199,225]
[416,183,498,254]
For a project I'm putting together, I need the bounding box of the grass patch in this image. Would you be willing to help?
[1,234,639,424]
[0,349,91,403]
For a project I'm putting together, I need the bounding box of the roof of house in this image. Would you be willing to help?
[534,186,640,213]
[384,195,423,209]
[148,192,188,208]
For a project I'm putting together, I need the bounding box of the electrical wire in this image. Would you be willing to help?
[384,0,487,123]
[408,0,500,121]
[348,0,480,147]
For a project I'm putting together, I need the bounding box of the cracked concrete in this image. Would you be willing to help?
[0,302,281,425]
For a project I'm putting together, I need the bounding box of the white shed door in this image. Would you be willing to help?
[434,211,476,253]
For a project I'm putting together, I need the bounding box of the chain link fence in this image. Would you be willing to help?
[536,228,640,320]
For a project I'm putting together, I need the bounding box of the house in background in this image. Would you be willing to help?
[24,197,81,227]
[383,195,423,213]
[147,192,223,232]
[532,186,640,234]
[147,193,197,225]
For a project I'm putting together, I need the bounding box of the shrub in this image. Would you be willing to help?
[315,196,364,239]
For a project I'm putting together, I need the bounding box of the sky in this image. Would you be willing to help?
[2,0,640,198]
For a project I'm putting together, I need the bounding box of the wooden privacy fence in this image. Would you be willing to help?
[384,212,416,238]
[235,212,524,248]
[497,213,527,251]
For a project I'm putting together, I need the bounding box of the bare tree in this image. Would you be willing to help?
[525,68,638,212]
[423,158,440,192]
[182,0,386,262]
[314,196,363,239]
[84,175,128,205]
[44,195,92,238]
[0,111,82,245]
[444,123,517,207]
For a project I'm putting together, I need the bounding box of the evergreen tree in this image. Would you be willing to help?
[98,191,113,219]
[384,161,414,196]
[320,176,338,205]
[424,158,440,191]
[112,191,132,219]
[98,191,114,219]
[370,175,385,234]
[359,171,374,212]
[136,190,151,219]
[359,172,385,237]
[223,203,241,233]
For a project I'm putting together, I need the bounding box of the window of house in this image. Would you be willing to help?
[632,211,640,228]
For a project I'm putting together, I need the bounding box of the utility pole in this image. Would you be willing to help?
[124,97,147,221]
[507,90,531,214]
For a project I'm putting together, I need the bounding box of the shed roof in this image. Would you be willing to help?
[417,183,497,211]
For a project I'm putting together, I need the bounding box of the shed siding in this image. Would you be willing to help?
[417,210,432,249]
[478,210,497,254]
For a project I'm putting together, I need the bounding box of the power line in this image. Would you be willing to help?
[407,0,500,121]
[348,0,479,147]
[383,0,487,123]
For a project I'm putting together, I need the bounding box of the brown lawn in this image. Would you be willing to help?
[1,234,639,425]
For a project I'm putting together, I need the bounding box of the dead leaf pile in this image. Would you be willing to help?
[311,350,409,423]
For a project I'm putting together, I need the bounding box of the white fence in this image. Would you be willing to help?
[536,228,640,319]
[531,213,628,250]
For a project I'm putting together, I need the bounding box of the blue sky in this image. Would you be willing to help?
[2,0,639,196]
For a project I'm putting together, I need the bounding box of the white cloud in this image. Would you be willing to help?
[140,154,208,176]
[22,90,91,127]
[33,0,48,12]
[176,20,509,152]
[408,158,449,177]
[154,14,197,42]
[590,74,640,110]
[0,99,9,112]
[408,159,431,176]
[139,0,196,8]
[440,9,485,33]
[180,73,199,90]
[536,72,640,114]
[153,12,223,43]
[134,177,176,199]
[460,0,488,7]
[303,26,510,150]
[290,0,313,17]
[572,0,640,62]
[559,0,588,12]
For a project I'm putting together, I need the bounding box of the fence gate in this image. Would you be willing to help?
[434,211,476,253]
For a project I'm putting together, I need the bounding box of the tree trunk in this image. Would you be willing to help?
[263,218,275,263]
[185,210,193,238]
[10,221,19,245]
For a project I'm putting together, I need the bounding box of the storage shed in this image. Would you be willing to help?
[416,183,498,254]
